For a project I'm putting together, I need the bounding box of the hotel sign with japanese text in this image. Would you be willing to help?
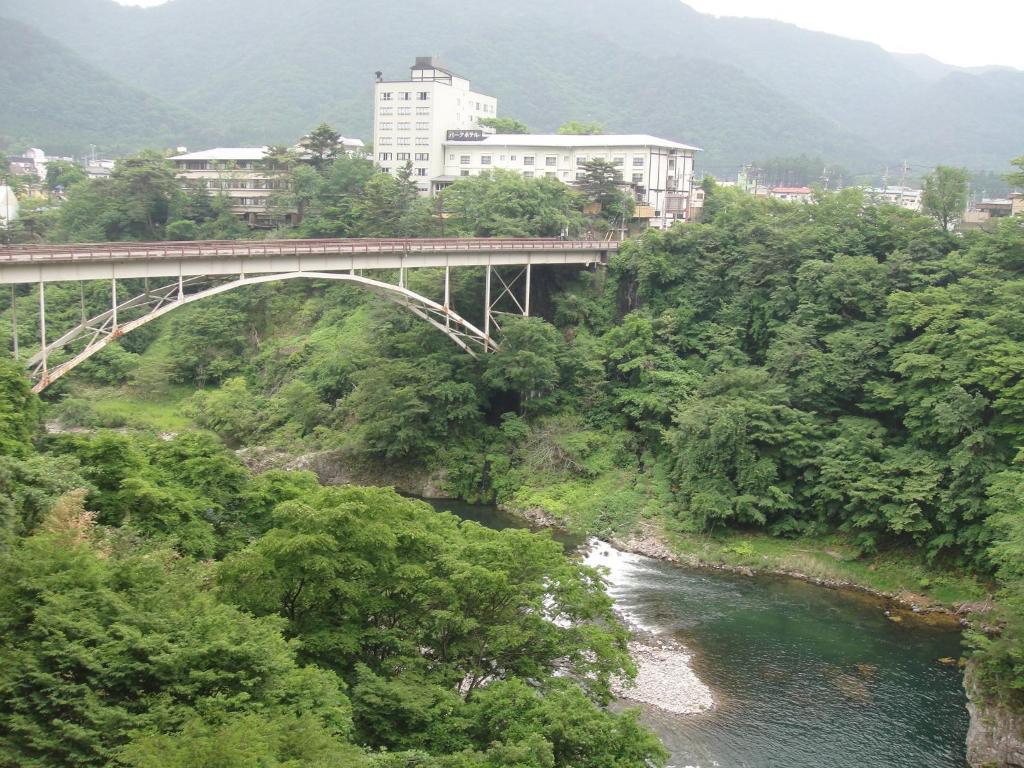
[446,130,485,141]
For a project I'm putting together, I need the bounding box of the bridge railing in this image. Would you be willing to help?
[0,238,615,263]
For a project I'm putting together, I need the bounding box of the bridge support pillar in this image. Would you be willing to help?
[444,265,451,330]
[37,282,46,378]
[10,286,17,360]
[111,278,118,331]
[484,264,492,350]
[525,263,531,317]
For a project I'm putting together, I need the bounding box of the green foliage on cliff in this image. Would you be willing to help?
[0,412,664,766]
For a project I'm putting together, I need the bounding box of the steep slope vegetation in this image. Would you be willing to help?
[0,18,220,155]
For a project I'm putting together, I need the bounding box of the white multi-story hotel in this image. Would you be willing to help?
[440,134,698,228]
[374,57,700,228]
[373,57,497,193]
[171,139,364,227]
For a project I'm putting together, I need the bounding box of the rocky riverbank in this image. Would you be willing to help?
[609,520,964,623]
[582,539,714,717]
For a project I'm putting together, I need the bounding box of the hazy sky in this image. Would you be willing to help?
[112,0,1022,69]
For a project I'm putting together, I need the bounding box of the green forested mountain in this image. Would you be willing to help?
[1,0,1021,171]
[0,18,221,156]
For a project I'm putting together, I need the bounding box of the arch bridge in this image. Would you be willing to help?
[0,237,614,392]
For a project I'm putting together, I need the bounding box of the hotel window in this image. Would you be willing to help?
[576,156,587,166]
[416,106,430,115]
[378,122,393,131]
[415,137,429,146]
[545,156,557,167]
[523,171,534,178]
[460,155,471,165]
[510,155,517,161]
[379,137,393,145]
[523,156,535,166]
[633,157,645,167]
[396,152,410,160]
[576,172,585,180]
[415,122,429,131]
[414,153,429,161]
[449,154,455,160]
[461,170,470,176]
[378,152,393,161]
[397,137,410,146]
[380,92,392,101]
[417,91,429,100]
[632,173,644,183]
[398,91,411,100]
[613,157,625,166]
[397,106,411,115]
[481,155,491,165]
[546,172,556,178]
[397,122,411,131]
[415,168,428,176]
[379,106,393,116]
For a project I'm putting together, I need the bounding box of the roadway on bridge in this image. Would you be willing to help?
[0,238,616,284]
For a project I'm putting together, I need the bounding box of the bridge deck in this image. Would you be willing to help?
[0,237,616,284]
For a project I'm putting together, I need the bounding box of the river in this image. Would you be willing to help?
[428,498,970,768]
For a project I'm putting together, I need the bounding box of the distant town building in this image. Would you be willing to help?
[962,198,1016,230]
[171,140,363,227]
[0,184,19,228]
[85,159,115,180]
[374,57,701,228]
[866,185,923,212]
[768,186,814,203]
[6,156,38,178]
[1013,193,1024,217]
[441,134,698,229]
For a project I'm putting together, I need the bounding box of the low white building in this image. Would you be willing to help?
[171,139,363,227]
[0,185,19,229]
[439,134,699,228]
[866,185,923,212]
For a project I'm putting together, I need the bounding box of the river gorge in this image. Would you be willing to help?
[432,499,970,768]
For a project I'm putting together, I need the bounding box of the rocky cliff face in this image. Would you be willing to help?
[966,662,1024,768]
[237,447,454,499]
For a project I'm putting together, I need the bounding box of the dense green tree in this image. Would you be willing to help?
[339,357,480,460]
[1005,156,1024,189]
[575,159,635,228]
[922,165,969,230]
[484,317,564,415]
[299,122,343,173]
[666,368,817,533]
[0,358,39,457]
[478,117,530,134]
[557,121,604,135]
[442,170,584,237]
[0,519,352,768]
[218,486,633,700]
[44,159,86,190]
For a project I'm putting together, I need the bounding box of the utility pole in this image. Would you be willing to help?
[898,160,909,206]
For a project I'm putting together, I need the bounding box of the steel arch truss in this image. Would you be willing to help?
[26,270,501,393]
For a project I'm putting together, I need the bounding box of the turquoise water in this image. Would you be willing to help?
[429,499,969,768]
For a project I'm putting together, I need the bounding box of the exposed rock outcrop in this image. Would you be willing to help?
[237,447,455,499]
[965,661,1024,768]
